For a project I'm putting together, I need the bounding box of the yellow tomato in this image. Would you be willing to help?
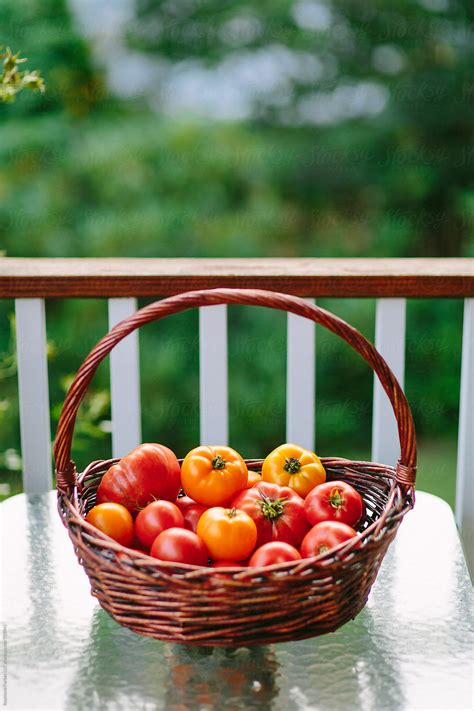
[261,443,326,498]
[180,445,248,507]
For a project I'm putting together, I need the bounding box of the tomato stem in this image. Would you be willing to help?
[329,488,344,509]
[258,493,287,521]
[319,544,329,554]
[283,457,301,474]
[212,454,226,470]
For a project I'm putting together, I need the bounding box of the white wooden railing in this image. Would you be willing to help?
[2,258,473,575]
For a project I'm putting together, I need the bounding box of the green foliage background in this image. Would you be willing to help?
[0,0,472,505]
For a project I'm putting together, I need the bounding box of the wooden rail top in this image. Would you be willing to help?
[1,257,473,298]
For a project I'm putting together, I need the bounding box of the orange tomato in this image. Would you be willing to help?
[180,446,248,506]
[245,470,262,488]
[85,502,134,547]
[261,443,326,498]
[196,507,257,561]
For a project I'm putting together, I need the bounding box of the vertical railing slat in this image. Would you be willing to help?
[455,298,474,578]
[15,298,52,493]
[286,299,316,451]
[108,298,141,458]
[372,298,406,466]
[199,305,228,445]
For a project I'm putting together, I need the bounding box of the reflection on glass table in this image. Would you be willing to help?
[1,491,472,711]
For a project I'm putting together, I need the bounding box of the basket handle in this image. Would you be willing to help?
[54,288,416,491]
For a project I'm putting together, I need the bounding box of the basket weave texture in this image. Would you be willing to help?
[54,288,416,647]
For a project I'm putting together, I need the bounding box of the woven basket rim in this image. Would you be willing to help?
[58,455,412,580]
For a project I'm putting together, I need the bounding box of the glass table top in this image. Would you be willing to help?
[1,490,472,710]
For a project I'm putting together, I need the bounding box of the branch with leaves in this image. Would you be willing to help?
[0,46,45,103]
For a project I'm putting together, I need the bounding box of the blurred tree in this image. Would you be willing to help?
[0,0,105,118]
[0,0,469,505]
[129,0,474,256]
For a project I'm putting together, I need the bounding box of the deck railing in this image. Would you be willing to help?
[1,257,473,573]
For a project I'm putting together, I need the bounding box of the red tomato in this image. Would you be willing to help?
[210,560,246,569]
[135,500,184,549]
[300,521,359,559]
[231,482,310,548]
[305,481,365,527]
[150,527,209,566]
[96,443,181,513]
[176,496,207,533]
[208,559,247,579]
[248,542,301,567]
[85,503,134,547]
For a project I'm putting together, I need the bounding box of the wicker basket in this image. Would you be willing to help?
[54,288,416,647]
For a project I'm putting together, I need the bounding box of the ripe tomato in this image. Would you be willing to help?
[180,445,248,507]
[97,443,181,513]
[305,480,365,528]
[245,470,262,488]
[300,521,359,559]
[175,495,207,533]
[208,559,247,579]
[85,502,134,547]
[231,481,310,547]
[150,527,209,566]
[134,500,184,549]
[196,507,257,561]
[248,542,301,567]
[210,560,246,569]
[261,443,326,498]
